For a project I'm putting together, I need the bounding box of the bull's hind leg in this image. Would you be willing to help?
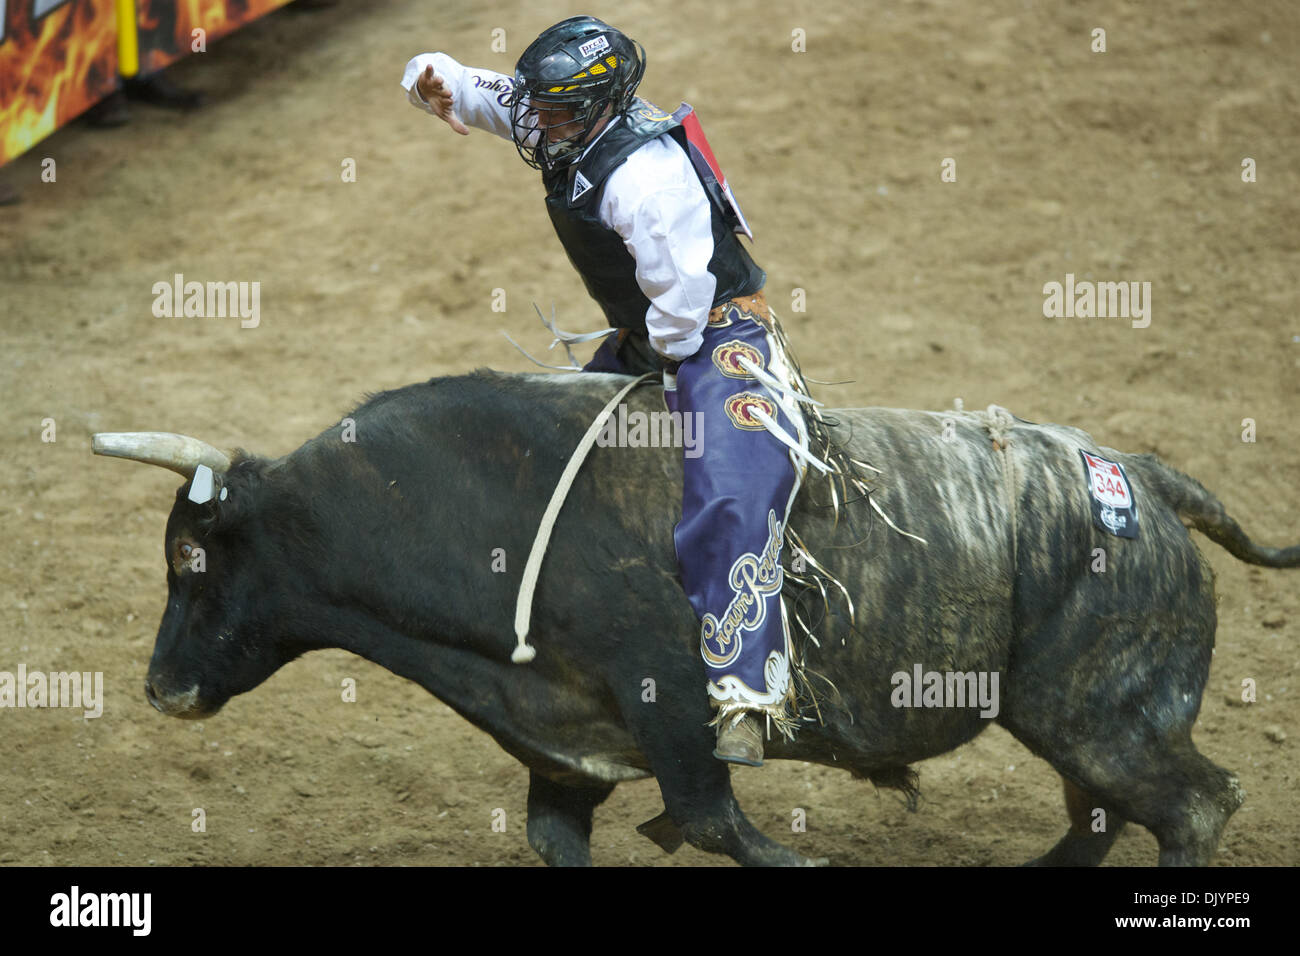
[1139,744,1244,867]
[525,770,614,867]
[1008,725,1243,866]
[1085,743,1240,866]
[1005,554,1245,866]
[1004,678,1244,865]
[1024,777,1127,866]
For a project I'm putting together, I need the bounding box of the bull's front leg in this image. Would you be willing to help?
[525,770,615,867]
[613,658,819,866]
[642,737,820,867]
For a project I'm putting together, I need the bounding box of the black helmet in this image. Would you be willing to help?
[506,16,646,173]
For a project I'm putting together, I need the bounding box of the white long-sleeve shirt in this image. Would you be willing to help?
[401,53,720,361]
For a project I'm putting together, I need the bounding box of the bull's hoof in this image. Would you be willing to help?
[636,811,685,855]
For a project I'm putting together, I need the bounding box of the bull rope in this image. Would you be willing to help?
[979,405,1020,568]
[511,372,658,663]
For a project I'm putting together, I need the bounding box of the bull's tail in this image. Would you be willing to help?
[1129,453,1300,568]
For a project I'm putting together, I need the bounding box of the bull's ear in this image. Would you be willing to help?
[187,464,231,505]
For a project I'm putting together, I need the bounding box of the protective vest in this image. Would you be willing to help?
[542,99,765,336]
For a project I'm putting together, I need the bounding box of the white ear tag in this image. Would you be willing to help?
[188,464,216,504]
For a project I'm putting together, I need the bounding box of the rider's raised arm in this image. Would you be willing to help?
[400,52,515,140]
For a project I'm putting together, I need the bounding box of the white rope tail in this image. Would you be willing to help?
[747,406,832,476]
[512,373,657,663]
[736,355,824,409]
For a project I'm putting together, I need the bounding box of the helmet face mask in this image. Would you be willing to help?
[526,99,601,168]
[507,17,646,174]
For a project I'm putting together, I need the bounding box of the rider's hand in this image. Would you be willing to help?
[417,64,470,135]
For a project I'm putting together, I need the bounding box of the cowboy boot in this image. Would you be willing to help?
[714,711,764,766]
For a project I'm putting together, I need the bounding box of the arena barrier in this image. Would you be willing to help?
[1,0,296,166]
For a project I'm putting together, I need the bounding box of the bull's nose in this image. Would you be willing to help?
[143,676,207,718]
[144,678,165,714]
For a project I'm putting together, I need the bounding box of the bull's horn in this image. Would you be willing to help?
[92,432,232,477]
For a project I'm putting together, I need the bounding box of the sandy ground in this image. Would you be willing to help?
[0,0,1297,867]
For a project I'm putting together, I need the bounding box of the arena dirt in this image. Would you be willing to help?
[1,0,1296,866]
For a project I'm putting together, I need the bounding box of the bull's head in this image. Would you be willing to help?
[94,432,302,719]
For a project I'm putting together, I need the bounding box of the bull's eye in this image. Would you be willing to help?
[172,537,203,574]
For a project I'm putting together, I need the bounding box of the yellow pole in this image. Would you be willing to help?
[116,0,139,78]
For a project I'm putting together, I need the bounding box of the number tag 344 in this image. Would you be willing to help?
[1079,450,1140,539]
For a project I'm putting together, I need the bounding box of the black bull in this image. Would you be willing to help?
[96,370,1299,866]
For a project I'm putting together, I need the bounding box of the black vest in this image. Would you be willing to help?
[542,99,765,336]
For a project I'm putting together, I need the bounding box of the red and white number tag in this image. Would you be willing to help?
[1078,450,1140,538]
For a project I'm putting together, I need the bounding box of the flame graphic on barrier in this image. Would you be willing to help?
[2,0,299,165]
[0,0,119,165]
[137,0,292,74]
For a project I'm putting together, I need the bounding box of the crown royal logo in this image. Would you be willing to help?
[712,341,764,379]
[725,392,776,430]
